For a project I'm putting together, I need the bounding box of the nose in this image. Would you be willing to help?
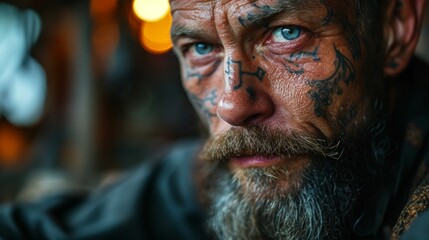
[217,58,275,126]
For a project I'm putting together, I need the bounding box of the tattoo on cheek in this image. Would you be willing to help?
[319,0,361,60]
[282,59,304,75]
[282,46,321,76]
[289,46,321,62]
[187,89,218,124]
[307,47,356,117]
[185,60,221,84]
[225,57,266,90]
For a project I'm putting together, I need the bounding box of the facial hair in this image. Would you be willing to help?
[197,103,389,240]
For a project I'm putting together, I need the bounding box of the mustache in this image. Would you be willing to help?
[199,126,342,163]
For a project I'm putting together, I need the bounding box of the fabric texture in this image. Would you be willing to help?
[0,140,207,240]
[387,57,429,239]
[392,174,429,239]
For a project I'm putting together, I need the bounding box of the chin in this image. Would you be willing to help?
[203,156,358,240]
[198,101,389,239]
[228,156,311,201]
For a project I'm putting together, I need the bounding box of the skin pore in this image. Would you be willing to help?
[170,0,394,239]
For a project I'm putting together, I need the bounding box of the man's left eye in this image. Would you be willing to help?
[272,26,302,42]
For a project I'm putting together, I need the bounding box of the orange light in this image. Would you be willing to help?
[92,20,119,61]
[133,0,170,22]
[140,12,173,54]
[90,0,117,18]
[0,124,27,167]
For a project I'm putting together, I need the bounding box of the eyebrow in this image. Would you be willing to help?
[171,25,209,45]
[171,1,325,45]
[243,1,325,27]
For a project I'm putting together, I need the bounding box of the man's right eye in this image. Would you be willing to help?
[189,43,214,56]
[181,42,219,66]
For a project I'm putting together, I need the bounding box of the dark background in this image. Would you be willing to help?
[0,0,200,202]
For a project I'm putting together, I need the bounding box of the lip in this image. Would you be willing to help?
[230,156,284,168]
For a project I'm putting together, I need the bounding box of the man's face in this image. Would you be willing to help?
[171,0,371,182]
[171,0,386,239]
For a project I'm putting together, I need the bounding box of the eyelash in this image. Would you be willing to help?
[272,26,302,42]
[178,25,314,64]
[264,25,314,54]
[181,42,219,66]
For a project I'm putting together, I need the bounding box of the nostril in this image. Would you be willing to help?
[242,113,263,125]
[217,88,275,127]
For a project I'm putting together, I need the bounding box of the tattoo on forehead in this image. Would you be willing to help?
[238,3,274,27]
[187,89,218,124]
[225,57,266,91]
[236,0,319,28]
[307,47,356,117]
[186,60,221,83]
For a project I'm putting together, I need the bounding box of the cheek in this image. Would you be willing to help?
[269,68,319,128]
[304,47,366,131]
[181,64,224,127]
[260,53,328,116]
[260,43,364,138]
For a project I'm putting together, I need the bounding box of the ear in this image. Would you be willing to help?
[383,0,427,76]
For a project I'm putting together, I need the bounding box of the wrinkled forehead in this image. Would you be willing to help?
[170,0,215,23]
[169,0,324,9]
[170,0,324,18]
[169,0,354,32]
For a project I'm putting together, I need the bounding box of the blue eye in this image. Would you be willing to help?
[193,43,214,55]
[272,26,302,42]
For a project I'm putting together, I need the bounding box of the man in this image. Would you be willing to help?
[171,0,428,239]
[0,0,428,239]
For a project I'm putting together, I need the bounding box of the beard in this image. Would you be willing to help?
[197,101,390,240]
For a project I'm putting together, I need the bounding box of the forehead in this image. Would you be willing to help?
[170,0,354,17]
[170,0,325,9]
[170,0,325,20]
[170,0,215,19]
[170,0,354,39]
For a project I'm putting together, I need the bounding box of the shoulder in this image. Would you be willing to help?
[394,173,429,239]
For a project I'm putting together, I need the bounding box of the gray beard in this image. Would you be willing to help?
[206,158,358,240]
[200,103,389,240]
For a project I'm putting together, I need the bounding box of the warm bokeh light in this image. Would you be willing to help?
[90,0,119,72]
[90,0,117,18]
[0,124,27,166]
[140,12,173,54]
[133,0,170,22]
[92,20,119,63]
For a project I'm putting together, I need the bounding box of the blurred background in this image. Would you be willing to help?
[0,0,428,203]
[0,0,200,202]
